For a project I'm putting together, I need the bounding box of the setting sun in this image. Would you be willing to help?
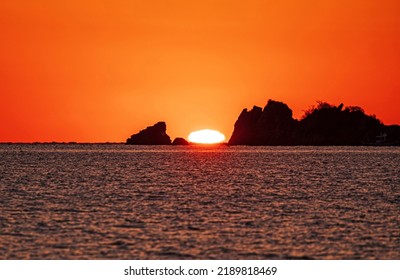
[188,129,226,144]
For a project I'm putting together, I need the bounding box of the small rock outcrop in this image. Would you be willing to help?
[126,122,171,145]
[172,137,189,145]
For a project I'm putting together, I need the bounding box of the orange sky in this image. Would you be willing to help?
[1,0,399,142]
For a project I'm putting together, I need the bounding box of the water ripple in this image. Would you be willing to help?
[0,144,399,259]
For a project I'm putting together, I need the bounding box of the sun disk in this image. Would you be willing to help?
[188,129,225,144]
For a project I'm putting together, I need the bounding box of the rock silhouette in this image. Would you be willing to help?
[229,101,296,145]
[172,137,189,145]
[229,100,400,146]
[126,122,171,145]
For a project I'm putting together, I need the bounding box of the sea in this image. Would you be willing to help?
[0,144,399,259]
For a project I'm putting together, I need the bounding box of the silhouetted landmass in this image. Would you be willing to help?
[229,100,400,146]
[126,122,171,145]
[172,137,189,145]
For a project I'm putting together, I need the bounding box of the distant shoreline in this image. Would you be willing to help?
[0,142,399,147]
[0,142,125,145]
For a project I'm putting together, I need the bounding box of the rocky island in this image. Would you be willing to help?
[126,122,190,145]
[229,100,400,145]
[126,122,171,145]
[126,100,400,146]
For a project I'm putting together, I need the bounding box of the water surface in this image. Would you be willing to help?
[0,144,399,259]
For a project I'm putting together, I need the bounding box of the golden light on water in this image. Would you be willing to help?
[188,129,225,144]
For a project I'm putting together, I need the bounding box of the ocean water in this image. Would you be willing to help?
[0,144,399,260]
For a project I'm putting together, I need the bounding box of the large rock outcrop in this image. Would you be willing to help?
[229,100,400,146]
[229,100,297,145]
[126,122,171,145]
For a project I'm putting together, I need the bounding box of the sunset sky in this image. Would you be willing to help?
[1,0,399,142]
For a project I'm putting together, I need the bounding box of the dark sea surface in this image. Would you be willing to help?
[0,144,399,259]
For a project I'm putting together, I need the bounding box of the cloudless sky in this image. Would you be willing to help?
[1,0,399,142]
